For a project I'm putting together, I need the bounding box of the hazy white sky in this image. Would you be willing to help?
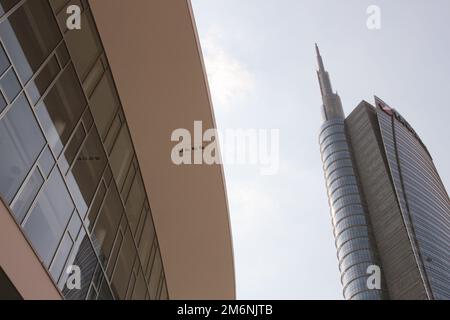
[191,0,450,299]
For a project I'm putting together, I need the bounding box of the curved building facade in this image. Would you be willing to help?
[319,119,385,300]
[0,0,235,300]
[376,98,450,300]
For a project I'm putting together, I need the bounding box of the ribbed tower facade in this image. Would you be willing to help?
[316,45,386,300]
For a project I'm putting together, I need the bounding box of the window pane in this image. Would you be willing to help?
[36,64,86,156]
[86,181,107,230]
[92,185,123,266]
[90,71,119,138]
[23,169,74,266]
[0,0,61,83]
[0,0,19,17]
[0,68,20,103]
[125,173,145,233]
[109,125,133,189]
[132,269,147,300]
[0,94,45,203]
[138,214,155,268]
[11,167,44,223]
[148,254,162,299]
[62,234,99,300]
[0,43,10,76]
[26,55,60,106]
[59,124,86,175]
[66,129,106,217]
[111,228,136,299]
[38,146,55,178]
[49,233,73,283]
[0,91,6,113]
[65,10,102,80]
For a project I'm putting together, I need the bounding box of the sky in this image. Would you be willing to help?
[190,0,450,299]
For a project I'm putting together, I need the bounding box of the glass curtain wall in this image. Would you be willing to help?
[0,0,168,300]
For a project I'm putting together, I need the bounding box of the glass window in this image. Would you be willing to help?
[67,210,82,240]
[0,94,45,203]
[83,57,104,98]
[138,214,155,268]
[49,0,70,14]
[65,10,102,80]
[104,113,121,154]
[148,255,162,299]
[125,173,146,233]
[110,125,134,189]
[92,185,122,265]
[49,233,73,283]
[36,64,87,157]
[86,181,107,231]
[97,279,114,300]
[0,68,21,103]
[38,146,55,178]
[0,0,61,83]
[11,167,44,223]
[59,123,86,175]
[0,91,7,114]
[62,234,99,300]
[0,0,19,17]
[56,42,70,67]
[23,168,74,267]
[0,43,9,76]
[66,129,106,217]
[89,71,119,138]
[111,228,136,299]
[26,55,60,106]
[132,269,147,300]
[106,231,123,278]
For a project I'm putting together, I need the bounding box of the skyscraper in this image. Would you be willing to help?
[317,45,450,300]
[0,0,235,300]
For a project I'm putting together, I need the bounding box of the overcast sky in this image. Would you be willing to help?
[191,0,450,299]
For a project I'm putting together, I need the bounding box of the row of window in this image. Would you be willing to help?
[0,0,167,300]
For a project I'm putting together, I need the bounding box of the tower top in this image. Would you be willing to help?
[315,44,345,121]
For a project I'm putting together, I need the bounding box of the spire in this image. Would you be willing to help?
[315,43,325,74]
[315,44,345,121]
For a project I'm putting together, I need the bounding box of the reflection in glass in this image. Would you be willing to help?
[38,146,55,178]
[49,233,73,283]
[65,10,101,80]
[0,68,21,103]
[26,55,60,105]
[111,228,136,299]
[11,167,43,223]
[23,168,74,266]
[66,129,106,217]
[110,125,133,190]
[92,185,123,266]
[0,43,9,75]
[0,94,45,203]
[0,0,61,83]
[36,64,86,156]
[0,0,19,17]
[90,72,119,138]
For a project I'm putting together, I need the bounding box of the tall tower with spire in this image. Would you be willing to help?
[316,45,450,300]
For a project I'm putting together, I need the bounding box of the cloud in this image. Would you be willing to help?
[200,27,255,110]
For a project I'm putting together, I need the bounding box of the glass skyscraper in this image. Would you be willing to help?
[317,45,450,300]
